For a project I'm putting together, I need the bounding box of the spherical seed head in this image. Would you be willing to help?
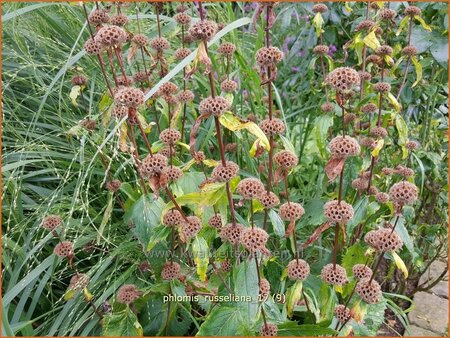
[110,14,128,26]
[88,9,109,25]
[54,241,74,258]
[162,94,178,105]
[343,113,357,125]
[114,87,144,108]
[274,150,298,170]
[259,118,286,136]
[255,46,284,66]
[380,8,397,20]
[382,167,394,175]
[287,259,310,281]
[117,284,141,304]
[218,42,236,57]
[161,166,183,183]
[161,261,182,280]
[313,44,329,55]
[258,192,280,209]
[279,202,305,221]
[368,186,378,196]
[352,264,373,280]
[163,209,183,227]
[157,81,178,95]
[81,118,96,130]
[177,90,195,103]
[150,37,170,51]
[175,3,189,13]
[188,20,218,41]
[199,96,230,116]
[324,200,354,224]
[240,227,269,253]
[396,166,415,178]
[71,75,88,86]
[116,75,133,87]
[111,105,128,120]
[219,223,244,244]
[321,263,348,286]
[133,71,150,83]
[406,140,420,150]
[364,230,378,247]
[366,54,382,65]
[141,154,168,177]
[360,137,375,148]
[312,3,328,13]
[208,214,223,229]
[356,19,375,32]
[321,102,335,113]
[106,179,121,192]
[329,136,360,158]
[404,6,422,17]
[83,38,101,55]
[181,216,202,239]
[373,82,391,94]
[361,103,377,114]
[42,215,62,231]
[174,12,191,26]
[132,34,148,47]
[211,161,240,182]
[95,25,127,47]
[376,45,393,56]
[356,278,382,304]
[183,33,195,44]
[174,47,191,60]
[358,71,372,81]
[389,181,418,205]
[373,228,403,252]
[402,46,418,57]
[261,323,278,336]
[335,305,352,323]
[376,192,389,203]
[221,259,231,272]
[259,278,271,299]
[220,79,238,93]
[326,67,360,92]
[160,128,181,145]
[237,178,265,199]
[193,151,206,163]
[69,273,90,290]
[352,178,369,191]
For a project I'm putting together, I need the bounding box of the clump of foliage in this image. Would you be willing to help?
[2,2,448,337]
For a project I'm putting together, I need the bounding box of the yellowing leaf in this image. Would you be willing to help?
[69,85,81,107]
[396,16,410,36]
[392,251,409,278]
[118,122,128,152]
[334,285,343,294]
[203,159,219,167]
[286,280,303,318]
[137,113,153,133]
[351,299,367,322]
[83,287,94,301]
[312,12,324,37]
[219,112,270,151]
[192,237,209,281]
[384,55,394,66]
[344,2,352,13]
[64,288,76,301]
[395,115,409,159]
[182,158,196,171]
[410,55,423,88]
[371,139,384,157]
[414,15,432,32]
[363,30,381,50]
[387,92,401,113]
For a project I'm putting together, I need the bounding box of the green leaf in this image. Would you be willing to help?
[196,306,250,336]
[97,195,114,244]
[312,13,324,37]
[396,16,410,36]
[233,260,259,322]
[410,55,423,88]
[269,209,285,237]
[387,92,401,113]
[395,114,409,159]
[102,308,143,336]
[277,322,337,336]
[414,15,432,32]
[192,237,209,282]
[313,115,334,157]
[286,280,303,318]
[342,242,367,277]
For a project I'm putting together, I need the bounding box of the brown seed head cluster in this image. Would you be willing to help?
[359,71,372,81]
[141,154,168,177]
[370,126,388,139]
[160,128,181,145]
[366,54,382,65]
[42,215,62,231]
[199,96,230,116]
[404,6,422,17]
[117,284,141,304]
[356,19,375,32]
[221,259,231,272]
[161,166,183,183]
[111,105,128,120]
[237,178,265,199]
[163,209,183,227]
[369,228,403,252]
[69,273,90,290]
[356,278,382,304]
[361,103,377,114]
[54,241,74,258]
[259,118,286,136]
[174,12,192,26]
[389,181,418,205]
[373,82,391,93]
[324,200,354,224]
[211,161,240,182]
[279,202,305,221]
[380,8,397,20]
[313,45,329,55]
[218,42,236,57]
[220,223,244,244]
[175,47,191,60]
[189,20,218,41]
[106,179,121,192]
[259,278,271,299]
[321,263,348,285]
[326,67,360,92]
[84,38,101,55]
[376,192,390,204]
[208,214,223,229]
[402,46,418,57]
[406,140,420,150]
[71,75,88,86]
[312,3,328,13]
[150,37,170,51]
[161,261,182,280]
[335,305,352,323]
[178,90,195,103]
[287,259,310,281]
[352,264,373,280]
[258,192,280,209]
[181,216,202,239]
[329,136,360,158]
[261,323,278,336]
[255,47,284,66]
[88,9,109,25]
[274,150,298,170]
[95,25,127,47]
[220,79,238,93]
[376,45,393,56]
[133,71,149,83]
[395,165,415,178]
[114,87,144,108]
[321,102,335,113]
[352,178,369,191]
[240,227,269,253]
[110,14,128,26]
[132,34,148,47]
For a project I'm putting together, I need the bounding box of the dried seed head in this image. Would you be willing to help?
[95,25,127,47]
[199,96,230,116]
[361,103,377,114]
[54,241,74,258]
[88,9,109,25]
[287,259,310,281]
[159,81,178,95]
[220,79,238,93]
[160,128,181,145]
[313,44,329,55]
[376,45,393,56]
[356,278,382,304]
[352,178,369,191]
[218,42,236,57]
[162,94,178,105]
[376,192,389,203]
[188,20,218,41]
[356,19,375,32]
[372,228,403,252]
[110,14,128,26]
[116,75,133,87]
[370,126,388,138]
[321,263,348,285]
[71,75,88,86]
[174,12,191,26]
[161,166,183,183]
[221,259,231,272]
[364,230,378,247]
[352,264,373,280]
[106,179,121,192]
[368,186,378,195]
[133,71,150,83]
[69,273,90,290]
[175,3,189,12]
[396,166,415,178]
[402,46,418,57]
[389,181,418,205]
[259,118,286,136]
[366,54,382,65]
[406,140,420,150]
[178,90,195,103]
[111,105,128,120]
[132,34,148,47]
[161,261,182,280]
[373,82,391,93]
[261,323,278,336]
[220,223,244,244]
[193,151,206,163]
[84,38,101,55]
[240,227,269,253]
[343,113,357,125]
[150,37,170,50]
[181,216,202,239]
[174,47,191,61]
[81,118,96,130]
[259,278,271,299]
[258,192,280,209]
[382,167,394,175]
[326,67,360,92]
[225,143,237,153]
[42,215,62,231]
[404,6,422,17]
[163,209,183,227]
[208,214,223,229]
[274,150,298,170]
[211,161,240,182]
[360,137,375,148]
[358,71,372,81]
[237,178,265,199]
[117,284,141,304]
[114,87,144,108]
[329,136,360,158]
[335,305,352,323]
[141,154,168,177]
[324,200,354,224]
[255,46,284,66]
[380,8,397,20]
[321,102,335,113]
[312,3,328,13]
[279,202,305,221]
